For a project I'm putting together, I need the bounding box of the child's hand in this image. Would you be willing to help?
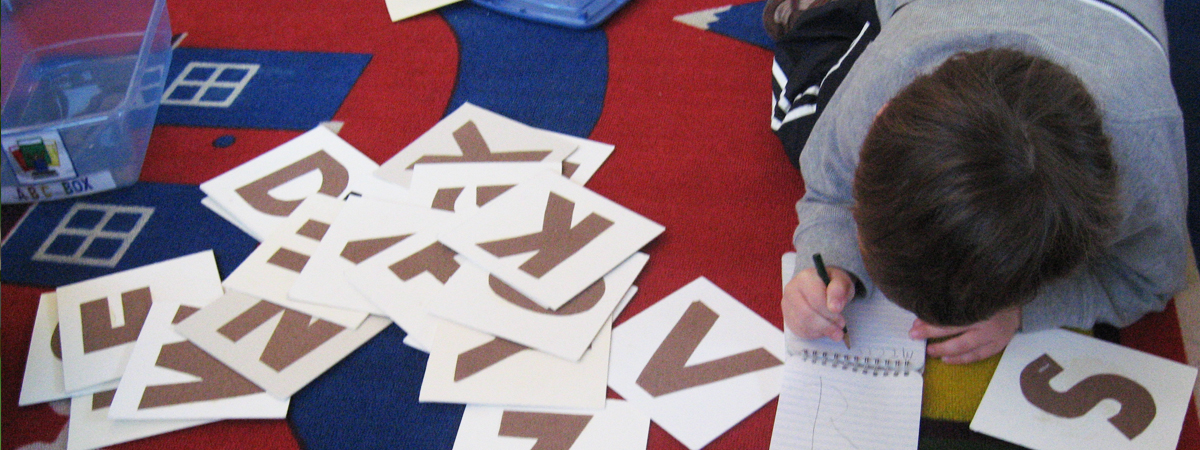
[782,266,857,342]
[908,306,1021,364]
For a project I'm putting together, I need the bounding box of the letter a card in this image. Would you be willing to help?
[451,400,650,450]
[439,170,664,310]
[174,291,392,399]
[289,195,455,315]
[200,125,397,241]
[971,329,1197,450]
[108,298,289,419]
[608,277,785,450]
[55,250,225,393]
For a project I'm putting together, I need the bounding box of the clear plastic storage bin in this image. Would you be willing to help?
[1,0,172,203]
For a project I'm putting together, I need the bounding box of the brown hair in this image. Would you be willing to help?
[853,48,1119,326]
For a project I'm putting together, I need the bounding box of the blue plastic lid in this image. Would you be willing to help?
[470,0,631,29]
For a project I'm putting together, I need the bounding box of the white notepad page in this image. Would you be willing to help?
[770,253,926,450]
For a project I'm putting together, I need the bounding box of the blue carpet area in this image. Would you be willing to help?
[0,181,257,287]
[155,48,371,130]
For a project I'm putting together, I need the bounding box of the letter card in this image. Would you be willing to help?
[374,102,577,187]
[108,299,290,419]
[174,291,392,399]
[19,293,116,406]
[439,170,663,310]
[608,277,786,450]
[68,389,210,450]
[200,125,398,241]
[345,231,463,351]
[55,251,225,393]
[289,195,455,315]
[971,329,1198,450]
[222,194,368,328]
[428,253,647,361]
[451,400,650,450]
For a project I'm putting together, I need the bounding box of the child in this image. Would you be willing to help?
[769,0,1187,364]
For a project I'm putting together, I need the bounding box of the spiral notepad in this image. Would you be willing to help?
[796,348,919,377]
[770,253,926,450]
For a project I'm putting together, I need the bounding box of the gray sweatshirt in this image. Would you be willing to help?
[792,0,1187,331]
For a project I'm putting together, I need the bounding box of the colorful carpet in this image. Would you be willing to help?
[3,0,1198,449]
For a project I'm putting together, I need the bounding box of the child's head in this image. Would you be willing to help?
[852,48,1119,326]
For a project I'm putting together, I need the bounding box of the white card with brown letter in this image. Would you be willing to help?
[289,195,455,315]
[222,193,370,328]
[374,102,577,188]
[200,125,394,241]
[439,170,663,310]
[607,277,785,450]
[429,253,647,361]
[108,299,290,419]
[418,315,614,410]
[970,329,1198,450]
[55,251,225,393]
[451,399,650,450]
[173,290,392,399]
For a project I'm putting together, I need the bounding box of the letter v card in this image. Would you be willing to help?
[608,277,785,450]
[108,298,289,419]
[439,170,664,310]
[970,329,1197,450]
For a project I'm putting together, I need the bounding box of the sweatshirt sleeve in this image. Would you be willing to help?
[790,86,878,295]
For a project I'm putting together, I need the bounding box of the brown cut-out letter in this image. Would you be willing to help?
[409,121,552,167]
[454,337,527,382]
[139,340,264,409]
[475,185,514,206]
[93,389,117,410]
[341,234,412,264]
[235,150,349,217]
[498,410,593,450]
[635,301,783,397]
[218,300,286,342]
[259,309,345,372]
[80,287,153,354]
[295,219,331,241]
[1020,353,1157,440]
[477,192,613,278]
[388,242,460,284]
[214,300,345,372]
[51,324,63,360]
[267,247,310,273]
[431,187,465,211]
[488,275,605,316]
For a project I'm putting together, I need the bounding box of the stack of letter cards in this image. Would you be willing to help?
[971,329,1198,450]
[20,251,290,450]
[19,103,795,449]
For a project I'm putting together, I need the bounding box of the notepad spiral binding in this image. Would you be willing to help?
[799,349,917,376]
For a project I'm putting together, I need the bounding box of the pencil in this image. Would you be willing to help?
[812,253,850,348]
